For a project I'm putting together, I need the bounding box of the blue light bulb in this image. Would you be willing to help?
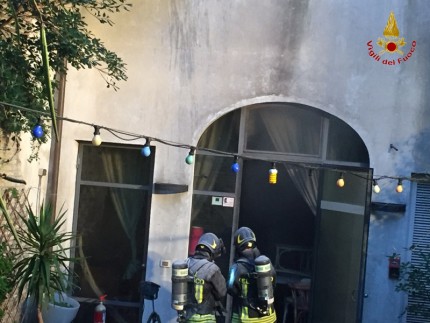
[32,124,43,138]
[141,146,151,157]
[231,162,240,173]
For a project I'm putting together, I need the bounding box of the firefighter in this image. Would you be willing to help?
[227,227,277,323]
[184,232,227,323]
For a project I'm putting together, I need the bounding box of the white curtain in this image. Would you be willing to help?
[101,151,141,279]
[258,108,319,215]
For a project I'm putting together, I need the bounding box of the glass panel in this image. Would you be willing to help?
[312,169,371,323]
[74,186,147,299]
[327,117,369,164]
[313,209,364,323]
[190,194,234,277]
[197,109,240,153]
[322,170,368,205]
[193,155,237,192]
[81,144,152,184]
[245,104,323,156]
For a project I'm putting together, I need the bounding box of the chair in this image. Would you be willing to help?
[288,280,310,323]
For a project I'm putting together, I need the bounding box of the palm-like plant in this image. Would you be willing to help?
[13,203,76,323]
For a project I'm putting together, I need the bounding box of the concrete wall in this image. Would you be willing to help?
[58,0,430,322]
[0,130,50,211]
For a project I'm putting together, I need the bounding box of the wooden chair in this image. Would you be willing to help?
[288,280,310,323]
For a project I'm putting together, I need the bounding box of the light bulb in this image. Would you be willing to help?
[141,138,151,157]
[231,157,240,173]
[269,163,278,184]
[32,117,44,138]
[92,126,102,146]
[373,180,381,194]
[336,174,345,188]
[185,148,195,165]
[396,179,403,193]
[32,124,44,139]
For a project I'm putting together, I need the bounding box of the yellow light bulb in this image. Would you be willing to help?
[396,180,403,193]
[269,168,278,184]
[337,178,345,188]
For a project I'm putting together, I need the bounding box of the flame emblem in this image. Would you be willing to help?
[210,240,217,249]
[377,12,406,55]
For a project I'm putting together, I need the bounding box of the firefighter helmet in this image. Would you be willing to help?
[234,227,256,250]
[196,232,225,258]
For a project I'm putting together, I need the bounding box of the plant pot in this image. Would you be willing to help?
[42,292,80,323]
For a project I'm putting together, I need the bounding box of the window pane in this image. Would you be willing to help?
[245,104,323,156]
[81,144,152,184]
[193,155,237,192]
[74,186,147,301]
[190,194,234,277]
[327,117,369,164]
[197,109,240,153]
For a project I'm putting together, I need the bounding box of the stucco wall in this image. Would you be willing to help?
[58,1,430,322]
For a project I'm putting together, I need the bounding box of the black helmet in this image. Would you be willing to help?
[234,227,256,250]
[196,232,225,258]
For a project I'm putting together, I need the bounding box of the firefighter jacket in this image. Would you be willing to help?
[227,247,277,323]
[185,251,227,322]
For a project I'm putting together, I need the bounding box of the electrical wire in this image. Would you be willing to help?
[1,100,430,186]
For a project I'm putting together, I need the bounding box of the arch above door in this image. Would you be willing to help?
[190,102,372,323]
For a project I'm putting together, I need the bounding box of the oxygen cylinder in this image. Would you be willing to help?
[172,260,189,311]
[93,294,107,323]
[255,255,274,305]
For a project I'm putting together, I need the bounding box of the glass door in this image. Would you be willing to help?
[72,143,154,322]
[311,169,372,323]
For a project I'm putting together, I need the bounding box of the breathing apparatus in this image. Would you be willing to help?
[171,260,189,322]
[255,255,274,311]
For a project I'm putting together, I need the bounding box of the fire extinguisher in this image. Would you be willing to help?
[94,294,107,323]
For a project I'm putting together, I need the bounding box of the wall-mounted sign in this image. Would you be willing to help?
[211,196,234,207]
[212,196,223,206]
[223,197,234,207]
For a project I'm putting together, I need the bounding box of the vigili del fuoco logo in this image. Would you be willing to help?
[367,11,416,66]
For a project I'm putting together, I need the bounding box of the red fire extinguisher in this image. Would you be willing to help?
[94,294,107,323]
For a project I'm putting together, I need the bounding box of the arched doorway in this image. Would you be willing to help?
[190,103,372,323]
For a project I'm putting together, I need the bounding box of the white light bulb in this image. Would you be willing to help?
[92,134,102,146]
[373,184,381,194]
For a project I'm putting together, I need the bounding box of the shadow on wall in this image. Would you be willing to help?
[411,129,430,171]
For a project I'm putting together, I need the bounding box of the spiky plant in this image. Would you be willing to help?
[13,203,76,323]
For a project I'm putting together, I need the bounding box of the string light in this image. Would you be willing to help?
[372,180,381,194]
[231,156,240,173]
[92,126,102,146]
[396,179,403,193]
[1,100,429,191]
[31,118,44,139]
[141,138,151,157]
[269,163,278,184]
[336,173,345,188]
[185,147,196,165]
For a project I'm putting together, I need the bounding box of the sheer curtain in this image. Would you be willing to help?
[258,107,320,215]
[101,151,141,279]
[192,112,239,218]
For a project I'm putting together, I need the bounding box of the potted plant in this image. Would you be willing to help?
[13,203,79,323]
[396,244,430,320]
